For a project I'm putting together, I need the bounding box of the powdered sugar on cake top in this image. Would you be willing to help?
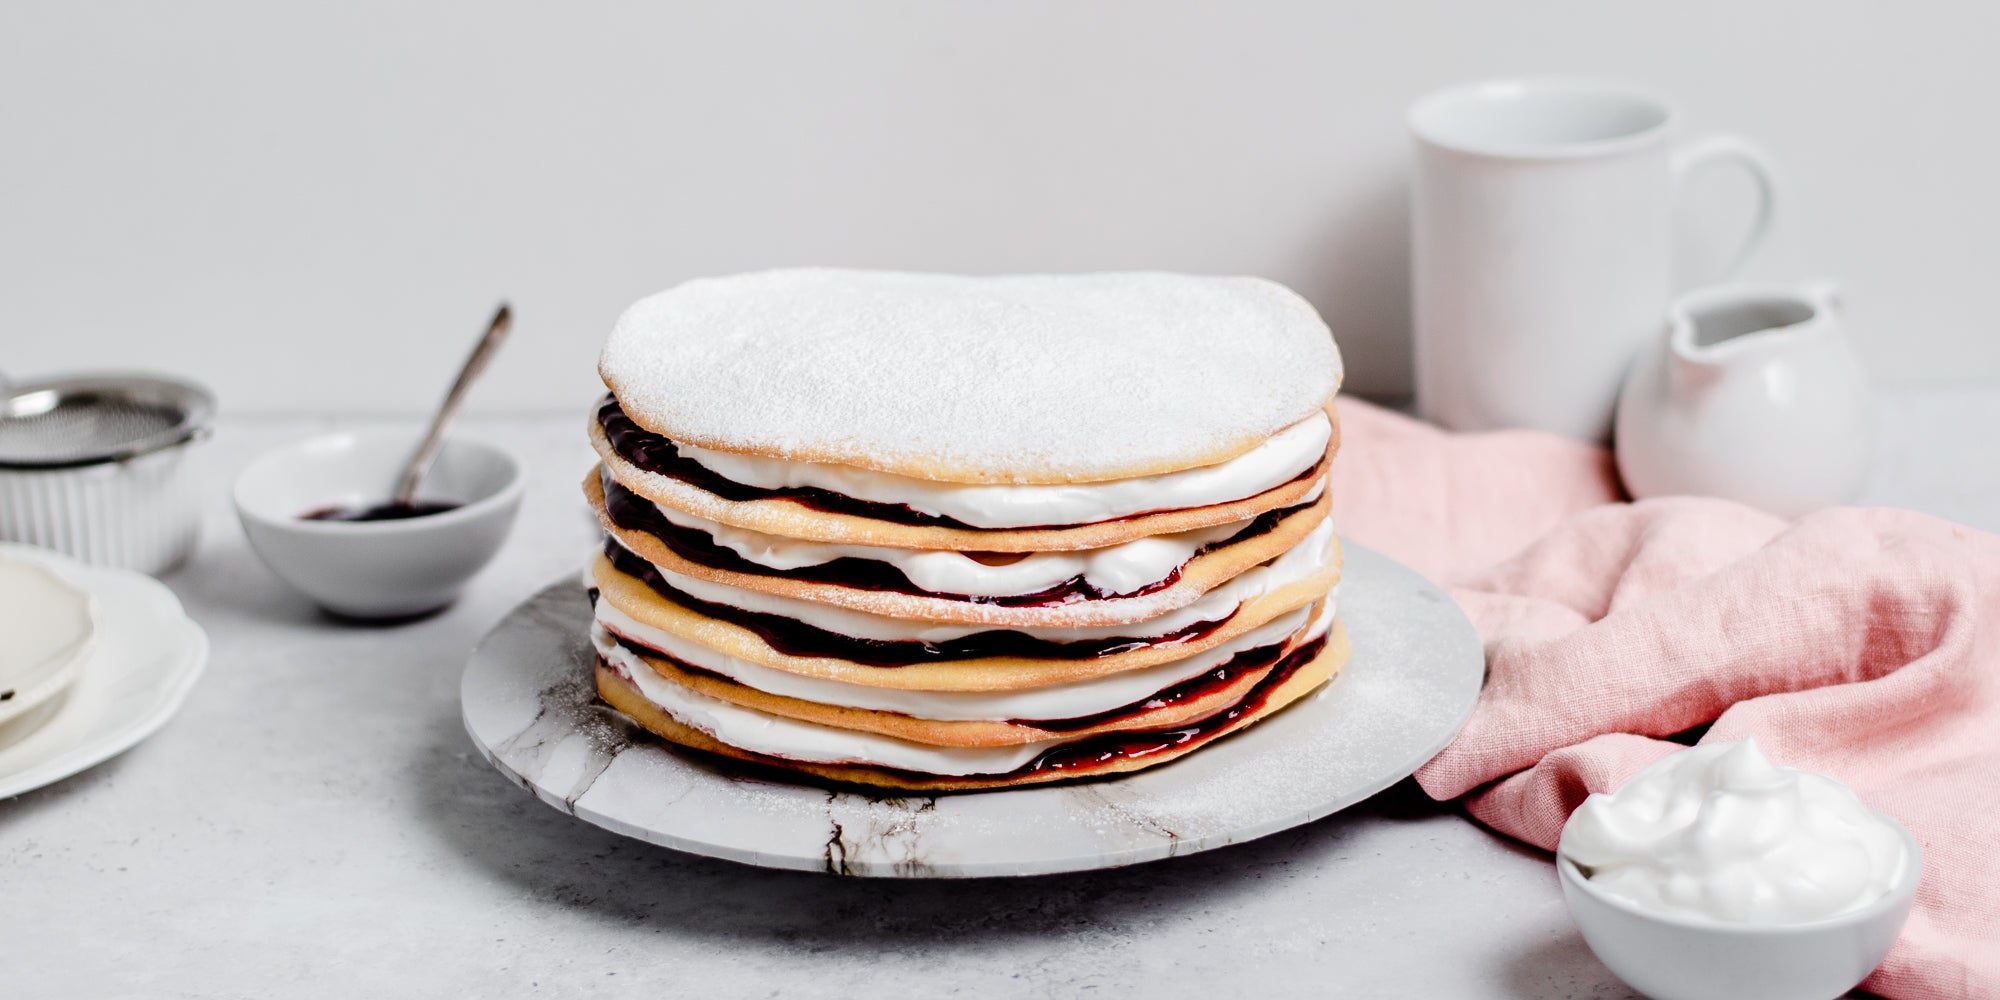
[598,269,1343,484]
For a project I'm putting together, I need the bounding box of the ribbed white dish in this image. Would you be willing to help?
[0,445,206,575]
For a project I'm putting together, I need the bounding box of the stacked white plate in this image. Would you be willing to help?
[0,544,207,798]
[0,556,96,727]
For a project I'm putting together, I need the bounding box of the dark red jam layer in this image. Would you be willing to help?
[600,468,1296,608]
[1010,631,1324,777]
[598,395,1320,532]
[598,396,977,528]
[637,632,1331,785]
[301,499,462,522]
[1026,638,1292,732]
[605,629,1293,734]
[602,539,1231,667]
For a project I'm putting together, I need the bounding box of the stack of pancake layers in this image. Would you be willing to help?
[585,269,1346,791]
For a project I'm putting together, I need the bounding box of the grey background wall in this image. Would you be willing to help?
[2,1,1992,413]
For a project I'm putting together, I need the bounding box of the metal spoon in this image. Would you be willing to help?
[391,303,513,506]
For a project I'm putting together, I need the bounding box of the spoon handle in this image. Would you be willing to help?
[394,303,513,505]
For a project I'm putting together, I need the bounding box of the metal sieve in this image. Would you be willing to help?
[0,373,216,574]
[0,376,213,469]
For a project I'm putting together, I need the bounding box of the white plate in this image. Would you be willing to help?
[461,541,1484,877]
[0,544,209,799]
[0,555,96,727]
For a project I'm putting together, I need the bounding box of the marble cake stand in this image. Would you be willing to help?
[460,542,1483,878]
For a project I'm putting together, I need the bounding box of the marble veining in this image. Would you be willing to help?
[823,792,940,876]
[461,541,1486,878]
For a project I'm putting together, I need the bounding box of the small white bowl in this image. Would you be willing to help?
[1558,822,1922,1000]
[233,428,524,619]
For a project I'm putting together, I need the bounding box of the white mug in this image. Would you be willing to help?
[1408,78,1779,441]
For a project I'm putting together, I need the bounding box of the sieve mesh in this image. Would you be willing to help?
[0,379,210,467]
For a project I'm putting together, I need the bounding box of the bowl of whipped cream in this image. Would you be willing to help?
[1556,739,1920,1000]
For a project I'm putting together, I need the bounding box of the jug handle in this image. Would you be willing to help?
[1672,134,1781,282]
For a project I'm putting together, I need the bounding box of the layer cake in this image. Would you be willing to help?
[583,269,1345,791]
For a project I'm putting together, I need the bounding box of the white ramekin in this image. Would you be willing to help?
[1558,819,1922,1000]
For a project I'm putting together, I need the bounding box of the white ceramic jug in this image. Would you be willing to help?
[1409,78,1780,442]
[1614,282,1873,517]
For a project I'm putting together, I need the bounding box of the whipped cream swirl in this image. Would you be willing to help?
[1559,740,1914,925]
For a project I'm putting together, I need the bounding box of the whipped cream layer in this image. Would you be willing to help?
[675,411,1332,529]
[652,478,1325,598]
[603,638,1049,775]
[609,516,1337,643]
[597,598,1333,722]
[597,611,1333,776]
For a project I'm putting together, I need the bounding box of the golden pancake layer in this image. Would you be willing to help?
[581,270,1348,792]
[595,624,1351,793]
[598,269,1345,484]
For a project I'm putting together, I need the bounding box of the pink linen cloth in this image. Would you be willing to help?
[1326,398,2000,1000]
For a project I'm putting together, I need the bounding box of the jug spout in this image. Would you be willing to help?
[1802,279,1841,316]
[1662,297,1735,395]
[1666,338,1722,394]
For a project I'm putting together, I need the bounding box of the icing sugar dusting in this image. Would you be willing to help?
[599,269,1343,483]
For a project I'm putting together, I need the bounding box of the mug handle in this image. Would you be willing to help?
[1671,134,1780,281]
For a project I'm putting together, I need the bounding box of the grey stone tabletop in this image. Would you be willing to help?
[6,392,1996,1000]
